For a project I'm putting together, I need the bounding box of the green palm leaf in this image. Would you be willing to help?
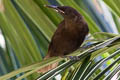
[0,0,120,80]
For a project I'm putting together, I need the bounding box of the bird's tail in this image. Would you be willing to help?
[37,53,58,73]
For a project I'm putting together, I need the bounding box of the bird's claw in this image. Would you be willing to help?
[62,56,80,61]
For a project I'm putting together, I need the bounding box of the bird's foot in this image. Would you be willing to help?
[62,55,80,61]
[79,45,94,50]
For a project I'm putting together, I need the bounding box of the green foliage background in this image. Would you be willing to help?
[0,0,120,80]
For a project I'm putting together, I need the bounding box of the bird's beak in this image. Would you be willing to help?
[44,5,65,14]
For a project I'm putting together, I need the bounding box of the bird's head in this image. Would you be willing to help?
[45,5,82,20]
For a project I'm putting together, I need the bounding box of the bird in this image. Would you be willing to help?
[38,5,89,73]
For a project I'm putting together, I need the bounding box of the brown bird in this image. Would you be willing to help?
[38,5,89,73]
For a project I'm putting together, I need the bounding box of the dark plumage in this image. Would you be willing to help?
[38,5,89,73]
